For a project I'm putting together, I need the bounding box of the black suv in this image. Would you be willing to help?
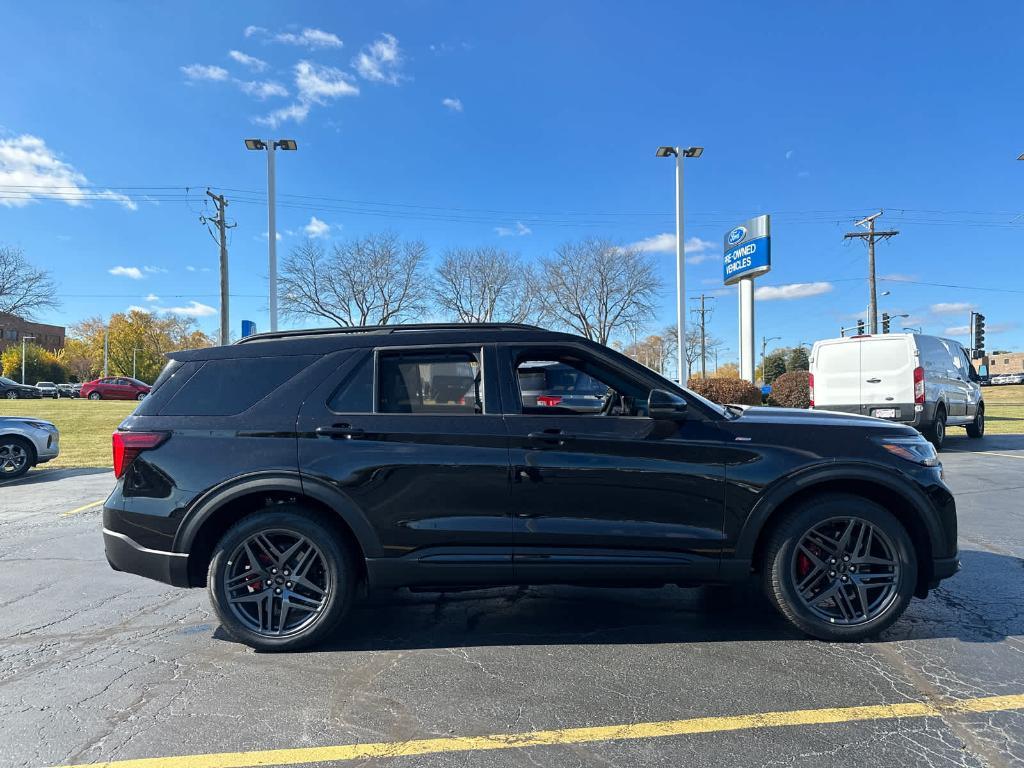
[103,323,959,651]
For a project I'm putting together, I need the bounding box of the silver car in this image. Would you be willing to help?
[0,417,60,479]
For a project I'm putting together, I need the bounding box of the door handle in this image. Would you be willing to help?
[315,425,366,439]
[527,429,575,446]
[865,378,882,383]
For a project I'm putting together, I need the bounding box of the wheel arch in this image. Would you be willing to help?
[741,465,945,598]
[175,472,381,588]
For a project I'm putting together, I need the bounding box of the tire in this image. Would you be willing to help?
[0,436,34,480]
[88,391,101,400]
[762,494,916,642]
[136,392,146,401]
[925,405,946,451]
[966,403,985,439]
[208,508,356,652]
[5,390,18,400]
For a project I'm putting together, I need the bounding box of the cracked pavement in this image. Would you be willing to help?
[0,435,1022,767]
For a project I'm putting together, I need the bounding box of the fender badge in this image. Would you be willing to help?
[734,436,752,442]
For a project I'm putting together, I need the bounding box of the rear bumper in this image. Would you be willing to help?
[103,526,190,587]
[813,402,934,427]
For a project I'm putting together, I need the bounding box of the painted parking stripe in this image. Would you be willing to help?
[946,449,1024,460]
[60,500,105,517]
[48,693,1024,768]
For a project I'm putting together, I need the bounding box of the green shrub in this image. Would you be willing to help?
[687,376,762,406]
[768,370,811,408]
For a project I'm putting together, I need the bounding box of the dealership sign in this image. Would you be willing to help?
[723,214,771,285]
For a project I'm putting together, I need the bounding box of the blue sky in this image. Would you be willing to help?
[2,1,1023,359]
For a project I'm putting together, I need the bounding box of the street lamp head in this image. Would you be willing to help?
[655,146,678,158]
[275,139,298,151]
[682,146,704,158]
[1018,153,1024,161]
[244,139,267,151]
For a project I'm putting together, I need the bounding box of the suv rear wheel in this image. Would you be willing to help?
[925,405,946,450]
[763,494,916,641]
[208,508,355,651]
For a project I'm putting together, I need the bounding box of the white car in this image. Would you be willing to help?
[0,417,60,479]
[809,333,984,450]
[34,381,59,399]
[990,373,1024,386]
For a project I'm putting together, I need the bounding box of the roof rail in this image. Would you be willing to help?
[236,322,544,344]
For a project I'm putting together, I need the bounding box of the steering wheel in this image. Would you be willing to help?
[599,388,618,416]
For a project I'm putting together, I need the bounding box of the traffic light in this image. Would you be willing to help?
[881,312,890,334]
[973,313,986,356]
[856,319,865,335]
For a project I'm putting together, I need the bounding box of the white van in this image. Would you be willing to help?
[809,333,984,449]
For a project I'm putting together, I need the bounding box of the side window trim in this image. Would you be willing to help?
[371,344,488,416]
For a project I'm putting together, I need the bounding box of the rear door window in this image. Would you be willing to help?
[376,349,482,414]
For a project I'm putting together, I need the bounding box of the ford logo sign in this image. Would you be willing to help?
[727,226,747,246]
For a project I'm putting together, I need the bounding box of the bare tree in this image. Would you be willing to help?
[0,245,59,319]
[432,247,543,323]
[663,325,723,380]
[279,234,430,326]
[539,238,661,345]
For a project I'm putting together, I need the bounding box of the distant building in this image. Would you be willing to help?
[0,313,66,354]
[980,352,1024,376]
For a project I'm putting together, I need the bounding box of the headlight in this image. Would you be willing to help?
[23,421,57,432]
[876,436,939,467]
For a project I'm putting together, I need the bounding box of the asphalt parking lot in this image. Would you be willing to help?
[1,435,1023,768]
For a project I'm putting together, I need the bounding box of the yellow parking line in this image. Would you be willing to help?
[60,500,105,517]
[47,692,1024,768]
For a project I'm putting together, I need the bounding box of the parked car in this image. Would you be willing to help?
[56,383,79,398]
[0,416,60,479]
[809,333,983,450]
[0,376,42,400]
[34,381,59,399]
[103,323,959,651]
[80,377,151,401]
[990,373,1024,386]
[518,361,610,412]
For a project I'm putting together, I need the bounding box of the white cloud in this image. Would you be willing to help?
[244,25,267,38]
[797,170,811,179]
[0,134,136,210]
[353,33,404,85]
[143,266,167,274]
[260,231,283,241]
[930,301,974,315]
[275,27,343,48]
[185,266,196,272]
[228,49,268,71]
[256,61,359,127]
[304,216,330,238]
[126,305,151,314]
[161,300,217,318]
[144,293,160,302]
[185,265,211,273]
[785,149,795,160]
[239,80,288,99]
[441,97,464,112]
[628,234,717,264]
[180,63,229,82]
[495,221,532,237]
[944,325,970,336]
[755,282,834,301]
[880,273,917,283]
[109,266,143,280]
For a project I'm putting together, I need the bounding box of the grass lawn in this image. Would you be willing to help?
[980,384,1024,435]
[0,399,136,468]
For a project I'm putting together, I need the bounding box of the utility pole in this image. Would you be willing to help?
[203,190,236,346]
[690,293,715,378]
[844,211,899,334]
[103,329,108,378]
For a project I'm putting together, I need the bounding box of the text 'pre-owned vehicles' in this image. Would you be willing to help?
[809,333,984,450]
[80,376,151,401]
[103,324,959,651]
[0,416,60,479]
[0,376,42,400]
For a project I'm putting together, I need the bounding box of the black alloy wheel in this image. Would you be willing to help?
[5,390,18,400]
[0,437,32,479]
[763,494,916,641]
[208,509,355,651]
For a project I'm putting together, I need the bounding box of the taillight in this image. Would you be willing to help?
[913,366,925,404]
[537,395,563,407]
[808,373,815,408]
[112,431,168,478]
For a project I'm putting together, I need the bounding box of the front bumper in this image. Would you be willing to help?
[103,525,190,587]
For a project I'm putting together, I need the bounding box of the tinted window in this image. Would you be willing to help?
[328,353,374,412]
[377,350,481,414]
[160,356,314,416]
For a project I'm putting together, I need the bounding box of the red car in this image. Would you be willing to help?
[80,377,151,401]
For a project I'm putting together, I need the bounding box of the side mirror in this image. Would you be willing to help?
[648,388,688,420]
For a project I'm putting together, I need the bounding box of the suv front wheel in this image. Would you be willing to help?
[763,494,916,641]
[208,508,355,651]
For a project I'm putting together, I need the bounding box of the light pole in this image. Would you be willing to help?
[132,348,141,380]
[245,138,297,332]
[21,335,35,384]
[656,145,703,383]
[761,335,781,385]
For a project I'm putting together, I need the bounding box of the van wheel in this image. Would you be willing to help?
[208,508,355,652]
[925,406,946,451]
[762,494,916,642]
[966,404,985,439]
